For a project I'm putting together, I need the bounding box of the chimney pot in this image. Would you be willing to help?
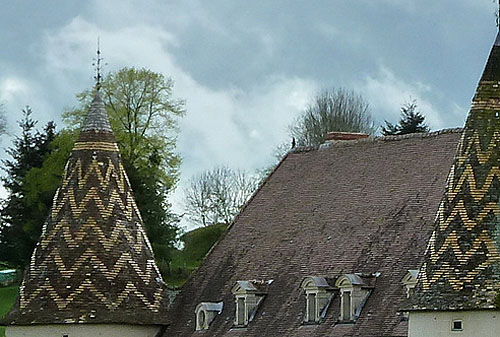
[325,132,370,141]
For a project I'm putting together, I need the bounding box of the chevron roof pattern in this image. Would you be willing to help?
[2,92,170,325]
[411,33,500,310]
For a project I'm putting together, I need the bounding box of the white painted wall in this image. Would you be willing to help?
[6,324,161,337]
[409,310,500,337]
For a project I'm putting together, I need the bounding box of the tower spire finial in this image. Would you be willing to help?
[93,37,103,91]
[496,0,500,30]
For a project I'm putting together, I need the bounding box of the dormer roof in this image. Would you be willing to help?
[196,302,224,314]
[232,280,270,295]
[402,270,418,284]
[301,276,332,289]
[2,92,169,326]
[336,274,376,288]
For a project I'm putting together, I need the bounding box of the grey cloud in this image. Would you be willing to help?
[0,0,497,228]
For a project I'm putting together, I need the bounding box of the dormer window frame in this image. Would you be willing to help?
[300,276,334,324]
[231,280,269,328]
[401,270,419,298]
[335,274,373,323]
[235,294,248,327]
[306,291,318,323]
[195,302,224,331]
[339,286,354,322]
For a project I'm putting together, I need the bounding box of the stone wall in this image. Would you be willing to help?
[409,311,500,337]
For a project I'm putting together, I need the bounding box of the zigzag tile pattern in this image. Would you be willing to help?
[2,93,169,325]
[412,39,500,310]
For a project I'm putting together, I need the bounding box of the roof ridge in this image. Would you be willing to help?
[290,128,464,153]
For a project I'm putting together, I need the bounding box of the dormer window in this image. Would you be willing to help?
[195,302,223,331]
[232,280,270,327]
[335,274,374,322]
[300,276,334,324]
[401,270,418,298]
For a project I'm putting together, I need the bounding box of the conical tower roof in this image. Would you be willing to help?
[3,92,170,325]
[412,33,500,310]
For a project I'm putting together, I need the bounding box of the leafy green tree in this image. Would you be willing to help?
[382,100,430,136]
[0,108,56,268]
[290,88,375,147]
[64,67,185,267]
[24,131,77,225]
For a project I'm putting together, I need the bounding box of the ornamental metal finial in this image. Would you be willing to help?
[496,0,500,29]
[92,37,103,91]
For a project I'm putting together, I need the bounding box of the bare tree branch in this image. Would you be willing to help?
[184,167,259,226]
[290,88,375,147]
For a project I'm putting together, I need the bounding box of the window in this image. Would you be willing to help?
[341,291,352,321]
[307,293,317,323]
[300,276,334,324]
[236,297,246,326]
[232,280,269,327]
[195,302,223,331]
[198,310,206,328]
[452,320,463,331]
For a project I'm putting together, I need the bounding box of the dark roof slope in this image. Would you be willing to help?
[3,92,170,326]
[411,33,500,311]
[163,130,461,337]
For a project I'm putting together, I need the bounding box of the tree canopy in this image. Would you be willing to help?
[64,67,185,185]
[0,108,56,268]
[290,88,375,147]
[184,167,259,226]
[381,100,430,136]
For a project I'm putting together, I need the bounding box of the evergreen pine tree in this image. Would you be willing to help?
[0,108,56,268]
[382,100,430,136]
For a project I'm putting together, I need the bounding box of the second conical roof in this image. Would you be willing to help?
[412,33,500,310]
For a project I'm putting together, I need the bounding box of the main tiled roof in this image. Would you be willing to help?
[411,33,500,311]
[2,92,170,326]
[163,130,461,337]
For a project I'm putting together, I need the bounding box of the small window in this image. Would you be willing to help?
[236,297,246,326]
[198,310,206,328]
[452,320,463,331]
[307,293,317,323]
[341,291,352,321]
[62,334,69,337]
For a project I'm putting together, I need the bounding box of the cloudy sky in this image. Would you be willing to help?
[0,0,498,230]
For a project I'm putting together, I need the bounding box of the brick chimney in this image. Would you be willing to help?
[325,132,370,141]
